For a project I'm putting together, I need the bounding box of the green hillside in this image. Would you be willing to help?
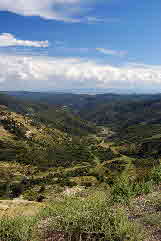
[0,92,160,241]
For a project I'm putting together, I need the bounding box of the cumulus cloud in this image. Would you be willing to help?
[0,0,88,22]
[0,54,161,90]
[0,33,49,48]
[96,48,127,57]
[0,0,112,23]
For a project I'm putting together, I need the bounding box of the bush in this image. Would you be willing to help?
[36,192,144,241]
[111,177,153,204]
[0,192,145,241]
[150,165,161,184]
[23,189,45,202]
[0,216,36,241]
[132,181,153,196]
[111,178,133,204]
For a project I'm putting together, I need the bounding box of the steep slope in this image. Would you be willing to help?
[0,92,97,136]
[0,103,120,200]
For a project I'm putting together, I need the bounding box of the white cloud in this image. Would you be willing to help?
[0,0,87,22]
[0,54,161,90]
[0,0,111,23]
[0,33,49,48]
[96,48,127,57]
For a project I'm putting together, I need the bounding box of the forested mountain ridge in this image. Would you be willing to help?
[5,90,161,143]
[5,91,161,129]
[0,92,97,136]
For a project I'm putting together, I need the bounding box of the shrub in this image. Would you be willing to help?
[0,193,145,241]
[132,181,153,196]
[150,164,161,184]
[23,189,45,202]
[0,216,36,241]
[111,177,153,204]
[36,192,144,241]
[111,178,133,204]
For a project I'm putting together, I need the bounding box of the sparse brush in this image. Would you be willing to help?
[35,192,145,241]
[0,216,37,241]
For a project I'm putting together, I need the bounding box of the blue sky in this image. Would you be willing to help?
[0,0,161,92]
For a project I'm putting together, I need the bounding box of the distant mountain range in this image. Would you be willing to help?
[3,90,161,144]
[2,86,161,95]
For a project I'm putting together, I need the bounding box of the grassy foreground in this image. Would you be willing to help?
[0,164,160,241]
[0,192,145,241]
